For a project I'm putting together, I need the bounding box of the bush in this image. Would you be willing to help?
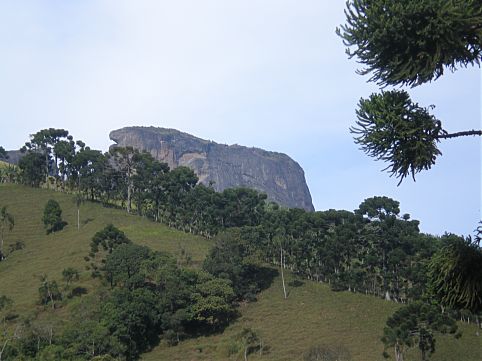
[42,199,66,234]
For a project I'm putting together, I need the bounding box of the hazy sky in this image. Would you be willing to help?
[0,1,480,236]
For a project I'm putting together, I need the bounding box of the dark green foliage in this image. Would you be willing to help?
[90,224,131,255]
[428,235,482,313]
[351,90,445,183]
[89,225,132,278]
[38,279,62,307]
[356,196,400,220]
[0,294,13,311]
[339,1,482,185]
[12,130,274,239]
[62,320,123,361]
[71,148,110,200]
[220,188,267,228]
[18,152,47,187]
[42,199,66,234]
[337,0,482,87]
[104,244,150,288]
[102,287,160,360]
[0,146,7,160]
[204,229,276,301]
[62,267,79,285]
[236,327,264,360]
[240,197,434,302]
[189,271,236,329]
[382,302,458,361]
[23,128,71,188]
[98,244,237,359]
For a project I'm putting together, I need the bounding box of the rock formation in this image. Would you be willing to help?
[110,126,314,211]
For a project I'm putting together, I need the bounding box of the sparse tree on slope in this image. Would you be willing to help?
[109,147,139,214]
[0,206,14,261]
[42,199,66,234]
[382,302,458,361]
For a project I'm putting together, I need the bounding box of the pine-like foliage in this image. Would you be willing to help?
[351,90,445,183]
[428,237,482,313]
[337,0,482,86]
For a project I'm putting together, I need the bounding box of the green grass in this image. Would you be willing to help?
[142,272,481,361]
[0,183,210,314]
[0,184,480,361]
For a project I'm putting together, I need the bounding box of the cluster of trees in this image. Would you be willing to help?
[381,302,459,361]
[338,1,482,359]
[0,1,480,360]
[1,225,242,361]
[3,128,267,239]
[237,196,436,303]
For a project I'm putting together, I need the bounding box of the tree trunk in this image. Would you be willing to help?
[46,283,55,310]
[395,342,404,361]
[280,247,287,299]
[0,229,4,261]
[45,152,49,189]
[77,208,80,230]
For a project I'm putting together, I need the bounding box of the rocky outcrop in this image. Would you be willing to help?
[109,126,314,211]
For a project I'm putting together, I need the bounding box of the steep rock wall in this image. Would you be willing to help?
[109,126,314,211]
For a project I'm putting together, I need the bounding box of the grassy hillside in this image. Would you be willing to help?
[0,184,479,361]
[0,183,210,314]
[143,273,480,361]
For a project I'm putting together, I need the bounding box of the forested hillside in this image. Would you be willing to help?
[0,185,480,361]
[0,128,480,361]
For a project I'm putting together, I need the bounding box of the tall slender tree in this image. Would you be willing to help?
[110,147,138,214]
[0,207,14,261]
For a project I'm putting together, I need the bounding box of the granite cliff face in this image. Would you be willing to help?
[109,127,314,211]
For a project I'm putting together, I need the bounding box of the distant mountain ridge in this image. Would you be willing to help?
[110,126,314,211]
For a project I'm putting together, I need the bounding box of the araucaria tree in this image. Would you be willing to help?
[337,0,482,183]
[338,0,482,318]
[0,207,14,261]
[428,235,482,314]
[382,302,458,361]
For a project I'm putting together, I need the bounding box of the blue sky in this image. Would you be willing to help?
[0,1,480,236]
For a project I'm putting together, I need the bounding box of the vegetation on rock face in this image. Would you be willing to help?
[109,126,314,211]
